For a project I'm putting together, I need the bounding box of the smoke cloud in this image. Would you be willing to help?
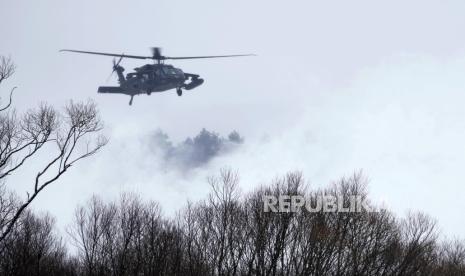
[148,128,244,170]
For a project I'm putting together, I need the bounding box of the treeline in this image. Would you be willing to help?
[0,170,464,276]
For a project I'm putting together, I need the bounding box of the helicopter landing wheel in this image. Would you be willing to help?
[177,88,183,96]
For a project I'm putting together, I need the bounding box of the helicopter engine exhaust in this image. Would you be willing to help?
[183,78,204,90]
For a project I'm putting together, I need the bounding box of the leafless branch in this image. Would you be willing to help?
[0,87,15,112]
[0,100,107,243]
[0,56,15,85]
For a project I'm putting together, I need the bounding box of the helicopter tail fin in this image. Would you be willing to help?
[114,66,126,84]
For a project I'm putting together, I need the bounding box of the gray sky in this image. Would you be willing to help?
[2,0,465,239]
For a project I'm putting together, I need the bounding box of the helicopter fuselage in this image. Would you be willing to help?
[124,64,185,93]
[98,63,204,101]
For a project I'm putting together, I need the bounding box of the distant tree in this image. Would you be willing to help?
[150,129,244,170]
[228,130,244,144]
[0,55,107,243]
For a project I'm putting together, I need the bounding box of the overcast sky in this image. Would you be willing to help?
[1,0,465,239]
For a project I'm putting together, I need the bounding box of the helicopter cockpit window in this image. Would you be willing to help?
[163,67,177,75]
[139,73,150,82]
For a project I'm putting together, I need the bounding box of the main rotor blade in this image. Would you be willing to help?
[166,54,256,60]
[60,49,256,61]
[60,49,151,60]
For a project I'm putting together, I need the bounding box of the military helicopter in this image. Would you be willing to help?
[60,47,254,105]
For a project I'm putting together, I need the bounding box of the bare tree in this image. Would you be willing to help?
[0,55,107,243]
[433,239,465,275]
[63,169,465,275]
[69,193,187,276]
[0,210,74,276]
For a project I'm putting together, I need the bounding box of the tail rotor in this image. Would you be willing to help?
[106,54,124,82]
